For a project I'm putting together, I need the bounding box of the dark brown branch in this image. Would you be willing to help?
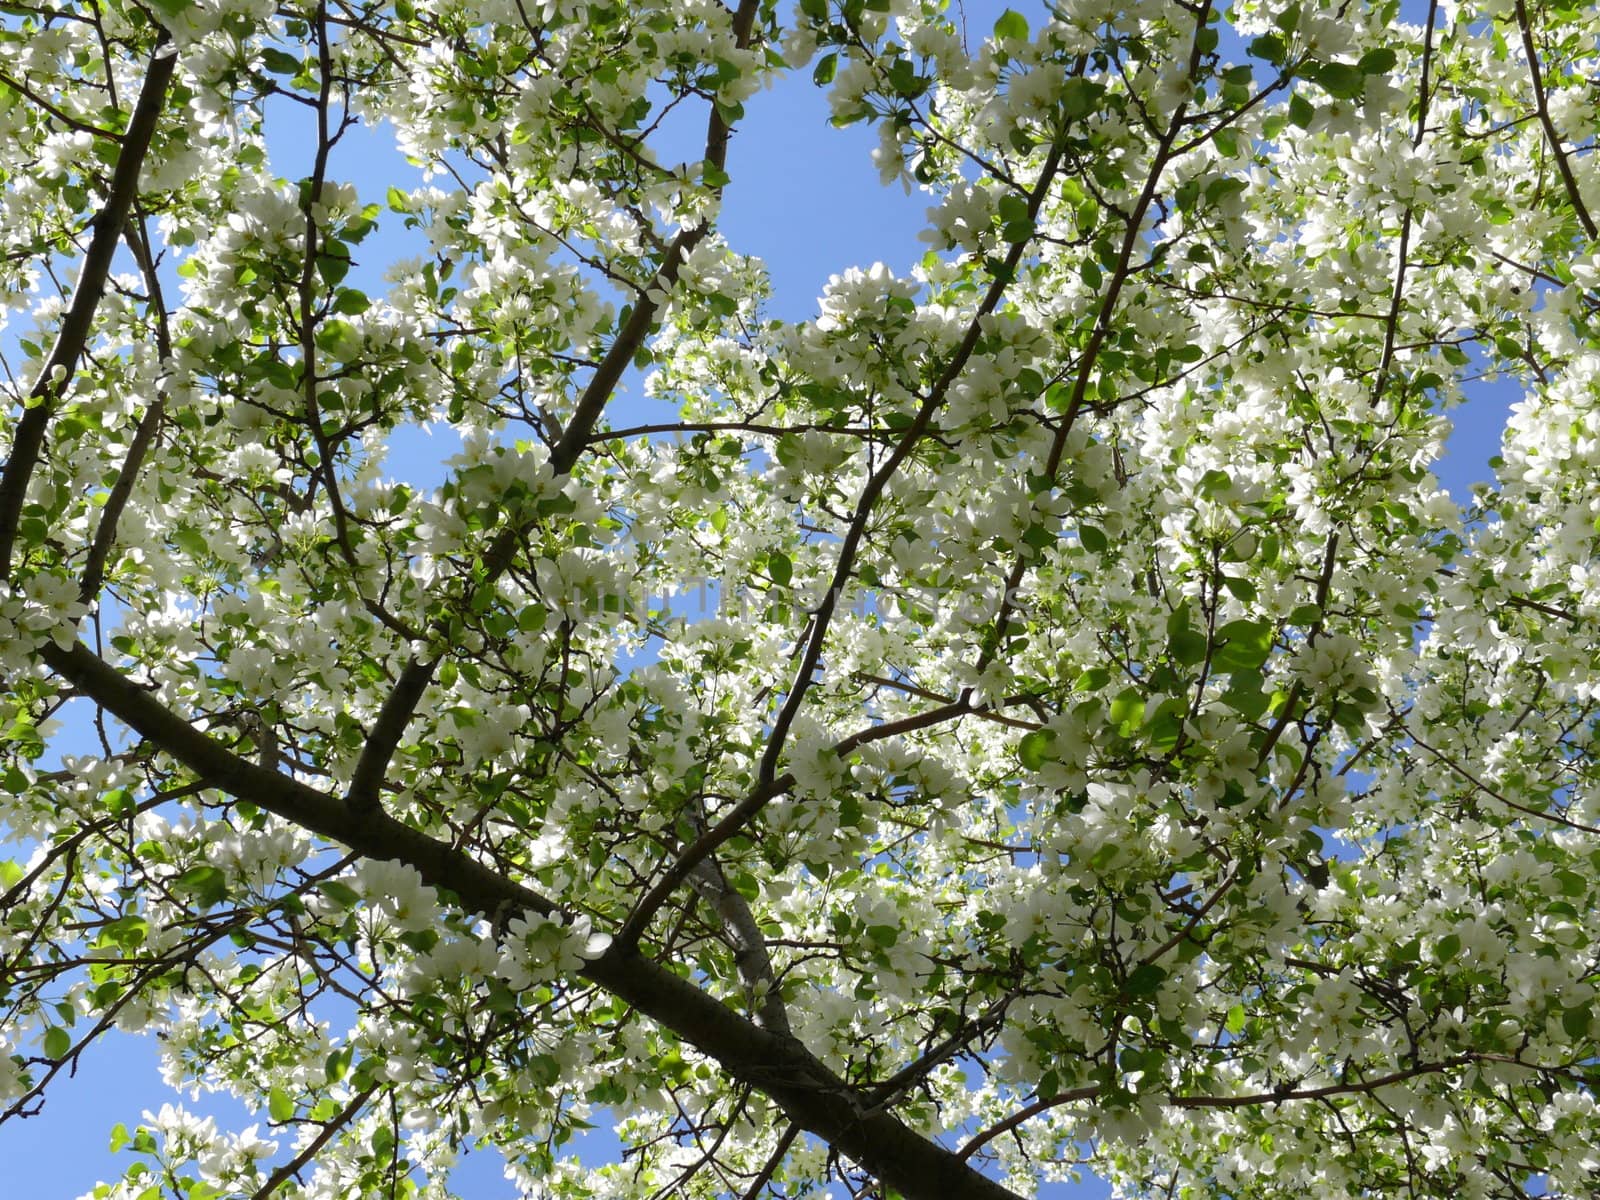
[249,1085,379,1200]
[38,638,1025,1200]
[344,0,760,816]
[0,68,120,141]
[1166,1055,1477,1108]
[79,217,168,603]
[959,1055,1484,1163]
[753,129,1072,794]
[736,1122,799,1200]
[1513,0,1598,240]
[974,2,1213,679]
[1504,594,1578,623]
[1405,724,1600,835]
[1137,864,1240,967]
[0,31,176,580]
[956,1086,1101,1162]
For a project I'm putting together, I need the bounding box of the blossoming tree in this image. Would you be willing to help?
[2,0,1598,1195]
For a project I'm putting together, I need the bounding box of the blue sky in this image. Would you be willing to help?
[0,3,1513,1197]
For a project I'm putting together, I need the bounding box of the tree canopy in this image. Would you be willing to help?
[2,0,1599,1196]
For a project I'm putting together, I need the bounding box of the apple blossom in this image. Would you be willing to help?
[2,0,1599,1197]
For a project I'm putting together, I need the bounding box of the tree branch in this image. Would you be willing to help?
[0,30,176,580]
[40,638,1024,1200]
[753,129,1073,793]
[344,0,760,815]
[1513,0,1598,240]
[973,2,1213,680]
[78,215,168,603]
[249,1084,379,1200]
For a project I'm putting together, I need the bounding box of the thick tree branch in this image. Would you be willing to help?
[41,638,1023,1200]
[687,854,791,1035]
[0,31,175,581]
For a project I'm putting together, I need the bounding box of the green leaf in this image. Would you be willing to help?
[268,1086,295,1123]
[1018,729,1056,771]
[1205,176,1248,206]
[102,914,149,950]
[1061,77,1104,120]
[43,1026,71,1060]
[1109,687,1145,735]
[1311,61,1365,100]
[173,865,228,908]
[812,52,838,85]
[1434,932,1462,963]
[1212,619,1273,671]
[768,552,793,586]
[325,1046,353,1084]
[371,1124,396,1159]
[1248,33,1286,64]
[1553,868,1587,897]
[1358,47,1398,74]
[1170,627,1209,666]
[1225,1003,1247,1035]
[315,319,363,361]
[1125,963,1166,996]
[172,527,209,559]
[1078,525,1108,554]
[1145,699,1187,753]
[1561,1005,1591,1039]
[1221,672,1272,720]
[1288,92,1316,129]
[1075,666,1111,692]
[330,289,370,316]
[1021,522,1056,551]
[1221,574,1257,603]
[260,47,302,76]
[319,880,360,909]
[101,786,135,817]
[839,794,864,830]
[316,250,351,287]
[992,8,1029,40]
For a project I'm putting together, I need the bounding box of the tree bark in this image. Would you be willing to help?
[41,640,1022,1200]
